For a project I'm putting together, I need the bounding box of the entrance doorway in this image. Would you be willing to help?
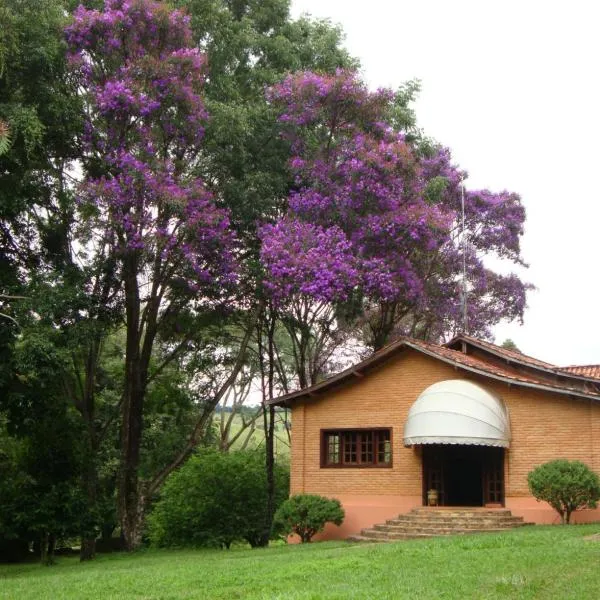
[422,445,504,506]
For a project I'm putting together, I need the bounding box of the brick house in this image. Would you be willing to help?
[268,334,600,539]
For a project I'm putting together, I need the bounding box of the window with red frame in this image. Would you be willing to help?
[321,429,392,467]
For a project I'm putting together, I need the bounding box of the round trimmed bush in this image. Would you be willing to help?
[527,459,600,524]
[273,494,344,543]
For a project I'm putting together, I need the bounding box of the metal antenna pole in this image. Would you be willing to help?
[461,181,468,333]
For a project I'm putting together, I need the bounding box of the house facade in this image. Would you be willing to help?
[269,335,600,539]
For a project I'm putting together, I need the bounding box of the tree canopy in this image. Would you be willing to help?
[0,0,532,561]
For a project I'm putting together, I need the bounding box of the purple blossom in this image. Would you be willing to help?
[260,69,530,341]
[259,219,359,304]
[67,0,237,295]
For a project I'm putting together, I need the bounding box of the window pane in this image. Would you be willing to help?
[377,430,392,464]
[361,431,373,464]
[343,432,358,463]
[326,433,340,464]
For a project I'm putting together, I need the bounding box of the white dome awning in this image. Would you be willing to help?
[403,380,511,448]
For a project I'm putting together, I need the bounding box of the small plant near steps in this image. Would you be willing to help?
[347,508,530,542]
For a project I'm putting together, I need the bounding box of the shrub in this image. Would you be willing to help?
[273,494,344,543]
[527,459,600,524]
[147,449,289,548]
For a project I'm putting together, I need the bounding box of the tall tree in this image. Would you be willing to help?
[0,0,120,562]
[177,0,357,540]
[66,0,238,549]
[260,70,530,350]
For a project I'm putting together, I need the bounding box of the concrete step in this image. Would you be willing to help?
[373,524,522,535]
[391,512,523,520]
[410,508,512,517]
[385,517,525,528]
[347,507,528,543]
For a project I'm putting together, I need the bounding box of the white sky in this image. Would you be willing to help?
[291,0,600,367]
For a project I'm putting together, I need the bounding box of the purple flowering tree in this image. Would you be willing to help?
[66,0,237,550]
[259,218,360,387]
[411,147,531,342]
[261,70,529,351]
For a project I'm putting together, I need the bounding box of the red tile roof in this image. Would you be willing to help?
[447,335,600,383]
[445,334,557,369]
[561,365,600,380]
[404,338,599,398]
[268,336,600,407]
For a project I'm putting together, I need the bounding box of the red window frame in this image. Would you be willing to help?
[320,428,392,468]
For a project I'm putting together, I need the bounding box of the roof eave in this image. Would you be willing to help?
[266,340,408,407]
[268,340,600,407]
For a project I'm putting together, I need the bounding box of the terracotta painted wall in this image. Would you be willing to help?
[289,350,600,538]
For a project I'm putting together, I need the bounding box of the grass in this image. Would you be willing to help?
[1,525,600,599]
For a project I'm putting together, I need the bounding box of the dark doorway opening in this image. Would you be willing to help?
[422,445,504,506]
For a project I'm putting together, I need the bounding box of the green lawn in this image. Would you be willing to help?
[1,525,599,599]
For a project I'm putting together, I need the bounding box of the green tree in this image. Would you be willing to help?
[0,328,85,564]
[0,1,104,562]
[147,449,289,548]
[0,0,81,281]
[501,339,521,353]
[528,459,600,524]
[179,0,356,239]
[177,0,356,548]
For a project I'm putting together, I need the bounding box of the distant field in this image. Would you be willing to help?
[2,525,600,599]
[218,411,291,459]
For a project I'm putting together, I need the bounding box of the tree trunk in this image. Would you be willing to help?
[258,306,277,546]
[40,532,48,565]
[40,532,55,565]
[47,534,56,565]
[370,302,397,350]
[118,382,145,551]
[80,451,99,561]
[101,522,115,542]
[80,538,96,561]
[118,254,146,551]
[264,404,276,541]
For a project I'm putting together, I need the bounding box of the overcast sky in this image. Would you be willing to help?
[291,0,599,367]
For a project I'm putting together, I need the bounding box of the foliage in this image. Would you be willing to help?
[501,339,521,352]
[260,70,530,349]
[177,0,355,245]
[527,459,600,524]
[147,449,289,548]
[0,331,86,563]
[0,120,10,155]
[66,1,237,288]
[0,0,81,281]
[273,494,344,543]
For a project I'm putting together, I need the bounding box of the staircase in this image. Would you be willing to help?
[348,507,528,542]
